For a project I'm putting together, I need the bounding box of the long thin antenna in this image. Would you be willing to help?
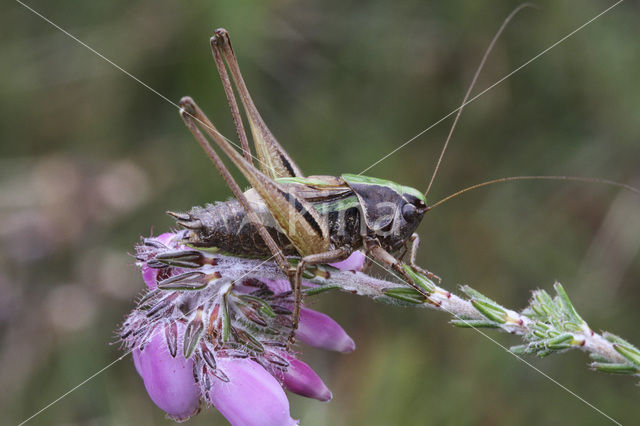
[424,4,534,198]
[426,175,640,212]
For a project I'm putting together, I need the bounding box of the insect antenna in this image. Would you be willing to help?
[424,4,534,199]
[425,175,640,212]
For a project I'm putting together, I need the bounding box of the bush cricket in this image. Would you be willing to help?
[169,9,636,346]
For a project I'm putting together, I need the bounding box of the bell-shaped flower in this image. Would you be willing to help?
[132,329,201,421]
[209,357,298,426]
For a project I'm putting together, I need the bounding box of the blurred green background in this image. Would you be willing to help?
[2,0,639,424]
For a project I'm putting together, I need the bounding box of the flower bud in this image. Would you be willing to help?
[274,352,332,402]
[297,307,355,353]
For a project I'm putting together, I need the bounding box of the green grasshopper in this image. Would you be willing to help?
[172,28,443,342]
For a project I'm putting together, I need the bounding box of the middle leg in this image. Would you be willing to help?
[289,247,352,344]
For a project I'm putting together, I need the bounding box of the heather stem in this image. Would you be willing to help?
[219,254,639,379]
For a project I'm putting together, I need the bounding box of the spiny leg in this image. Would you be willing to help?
[180,96,330,259]
[179,98,290,275]
[211,28,303,179]
[365,238,440,307]
[290,248,351,344]
[209,35,252,164]
[180,97,333,344]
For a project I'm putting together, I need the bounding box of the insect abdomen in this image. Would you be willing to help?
[170,200,298,257]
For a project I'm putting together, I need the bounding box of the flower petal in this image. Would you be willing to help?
[132,328,201,421]
[156,232,177,246]
[209,358,298,426]
[275,353,332,401]
[297,307,355,353]
[330,251,366,272]
[141,264,158,290]
[140,232,178,290]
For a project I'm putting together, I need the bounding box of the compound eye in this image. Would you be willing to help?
[402,203,418,222]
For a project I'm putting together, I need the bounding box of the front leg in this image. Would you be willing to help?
[289,248,352,345]
[407,233,441,284]
[365,236,440,306]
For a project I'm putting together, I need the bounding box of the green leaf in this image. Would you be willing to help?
[402,264,435,294]
[461,285,493,304]
[613,343,640,367]
[471,299,507,324]
[239,295,276,318]
[384,287,426,304]
[220,295,231,343]
[304,284,341,296]
[451,319,501,328]
[546,333,574,350]
[553,283,585,325]
[591,362,638,375]
[604,332,636,347]
[532,330,547,339]
[237,328,265,353]
[533,289,554,308]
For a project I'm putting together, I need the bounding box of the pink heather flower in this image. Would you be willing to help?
[271,352,332,401]
[120,232,358,424]
[209,358,298,426]
[132,329,201,421]
[297,307,356,353]
[140,232,179,290]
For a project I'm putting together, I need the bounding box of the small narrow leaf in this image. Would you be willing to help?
[613,343,640,367]
[201,364,212,392]
[239,294,276,318]
[264,352,289,368]
[591,362,638,375]
[461,285,491,303]
[183,306,204,358]
[304,284,341,296]
[235,328,264,353]
[553,282,585,325]
[471,299,507,324]
[402,265,435,294]
[201,341,217,370]
[164,320,178,357]
[155,250,206,268]
[157,271,209,290]
[546,333,574,350]
[220,297,231,343]
[146,292,180,317]
[137,289,160,307]
[240,306,268,327]
[384,287,426,304]
[451,319,501,328]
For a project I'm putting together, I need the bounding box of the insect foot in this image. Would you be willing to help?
[119,231,356,423]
